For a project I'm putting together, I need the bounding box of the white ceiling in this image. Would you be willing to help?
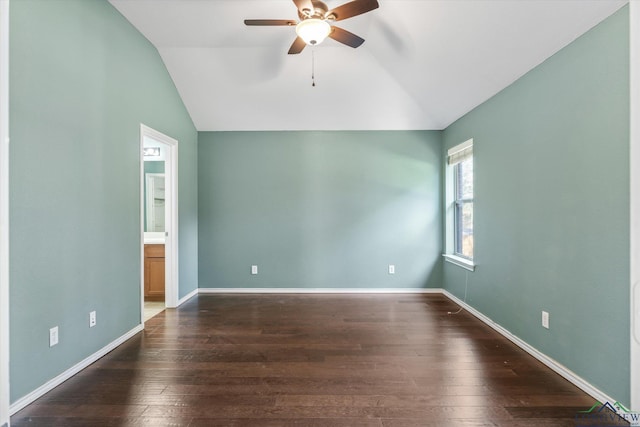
[108,0,627,131]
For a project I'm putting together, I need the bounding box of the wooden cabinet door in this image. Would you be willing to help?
[144,244,165,301]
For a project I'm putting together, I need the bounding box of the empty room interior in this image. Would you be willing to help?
[1,0,639,425]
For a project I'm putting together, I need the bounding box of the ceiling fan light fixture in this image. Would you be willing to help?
[295,18,331,45]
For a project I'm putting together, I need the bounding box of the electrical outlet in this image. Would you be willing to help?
[388,264,395,274]
[251,265,258,275]
[49,326,59,347]
[89,311,96,328]
[542,311,549,329]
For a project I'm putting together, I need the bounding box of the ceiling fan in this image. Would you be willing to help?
[244,0,379,54]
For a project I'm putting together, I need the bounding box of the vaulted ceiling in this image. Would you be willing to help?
[108,0,627,131]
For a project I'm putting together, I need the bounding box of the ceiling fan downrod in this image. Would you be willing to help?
[312,50,316,87]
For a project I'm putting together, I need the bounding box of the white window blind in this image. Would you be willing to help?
[448,139,473,165]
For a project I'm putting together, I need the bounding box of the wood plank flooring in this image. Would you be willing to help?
[11,294,614,426]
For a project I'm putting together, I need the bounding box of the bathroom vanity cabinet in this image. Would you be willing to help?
[144,244,165,301]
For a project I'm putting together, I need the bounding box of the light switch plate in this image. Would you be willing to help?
[49,326,59,347]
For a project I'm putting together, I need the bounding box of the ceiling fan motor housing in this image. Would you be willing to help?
[298,1,331,20]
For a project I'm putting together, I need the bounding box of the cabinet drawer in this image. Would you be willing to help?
[144,244,165,258]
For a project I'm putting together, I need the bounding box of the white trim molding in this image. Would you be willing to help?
[443,254,476,271]
[9,325,143,416]
[140,125,179,318]
[2,286,621,418]
[444,138,475,264]
[630,0,640,411]
[177,288,198,306]
[0,0,10,425]
[442,289,618,407]
[198,288,443,294]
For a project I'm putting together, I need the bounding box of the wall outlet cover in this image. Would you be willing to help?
[388,264,395,274]
[89,311,96,328]
[542,311,549,329]
[251,265,258,275]
[49,326,59,347]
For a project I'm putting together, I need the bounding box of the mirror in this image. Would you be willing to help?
[145,173,165,232]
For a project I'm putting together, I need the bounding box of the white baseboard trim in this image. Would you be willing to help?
[441,289,616,406]
[198,287,442,294]
[8,289,617,419]
[177,288,198,306]
[9,324,143,415]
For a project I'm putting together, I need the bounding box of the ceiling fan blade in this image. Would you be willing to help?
[292,0,314,14]
[244,19,296,26]
[327,0,379,21]
[329,26,365,48]
[288,36,307,54]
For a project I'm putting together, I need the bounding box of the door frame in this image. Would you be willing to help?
[0,0,9,423]
[630,0,639,411]
[140,124,179,320]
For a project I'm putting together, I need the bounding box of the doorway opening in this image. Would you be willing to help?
[140,125,178,325]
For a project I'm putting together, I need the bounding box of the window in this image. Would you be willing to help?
[453,156,473,259]
[445,139,474,270]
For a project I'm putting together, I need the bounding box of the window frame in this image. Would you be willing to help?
[444,139,475,271]
[453,158,473,259]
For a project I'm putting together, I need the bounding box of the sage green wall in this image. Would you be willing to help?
[443,7,630,404]
[198,131,442,289]
[9,0,197,402]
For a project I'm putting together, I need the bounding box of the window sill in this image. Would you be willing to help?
[443,254,475,271]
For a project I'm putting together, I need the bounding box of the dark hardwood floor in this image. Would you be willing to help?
[12,294,613,426]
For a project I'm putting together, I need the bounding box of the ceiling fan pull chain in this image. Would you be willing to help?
[311,49,316,87]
